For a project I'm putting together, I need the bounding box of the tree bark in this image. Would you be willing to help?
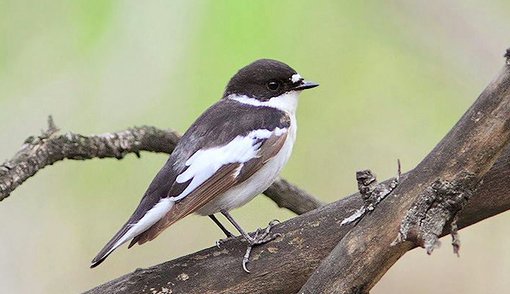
[299,63,510,293]
[85,142,510,293]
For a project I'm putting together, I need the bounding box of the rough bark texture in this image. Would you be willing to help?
[0,118,322,215]
[85,196,361,294]
[0,119,180,201]
[85,148,510,294]
[299,63,510,293]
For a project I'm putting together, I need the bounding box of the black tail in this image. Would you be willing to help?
[90,221,133,268]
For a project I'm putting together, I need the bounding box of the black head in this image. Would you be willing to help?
[223,59,318,100]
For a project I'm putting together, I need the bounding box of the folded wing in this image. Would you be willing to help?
[129,127,288,246]
[91,100,291,267]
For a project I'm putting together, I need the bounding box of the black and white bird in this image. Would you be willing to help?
[91,59,318,271]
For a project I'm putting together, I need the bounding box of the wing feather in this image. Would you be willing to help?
[129,131,288,246]
[129,163,241,246]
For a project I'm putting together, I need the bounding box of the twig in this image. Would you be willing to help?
[0,124,180,201]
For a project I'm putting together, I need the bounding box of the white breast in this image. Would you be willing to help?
[196,114,297,216]
[195,91,300,215]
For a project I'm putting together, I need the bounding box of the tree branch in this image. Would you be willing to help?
[263,177,324,215]
[0,121,180,201]
[0,119,322,215]
[299,60,510,293]
[85,141,510,293]
[85,52,510,294]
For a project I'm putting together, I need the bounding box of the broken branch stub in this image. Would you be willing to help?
[396,173,476,254]
[341,168,399,226]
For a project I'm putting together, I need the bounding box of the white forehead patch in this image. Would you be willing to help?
[291,74,302,83]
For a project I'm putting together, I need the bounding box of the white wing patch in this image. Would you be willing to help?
[171,128,287,202]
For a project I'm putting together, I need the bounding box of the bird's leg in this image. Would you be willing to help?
[209,214,237,248]
[209,214,235,238]
[221,210,281,273]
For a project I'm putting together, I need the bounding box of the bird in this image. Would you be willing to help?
[90,59,318,272]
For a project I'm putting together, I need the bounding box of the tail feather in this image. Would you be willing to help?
[90,198,174,267]
[90,221,133,268]
[128,211,181,248]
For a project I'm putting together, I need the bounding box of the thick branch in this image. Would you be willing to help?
[85,141,510,294]
[299,62,510,293]
[0,120,322,214]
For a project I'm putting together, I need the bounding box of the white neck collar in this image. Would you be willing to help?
[227,92,300,114]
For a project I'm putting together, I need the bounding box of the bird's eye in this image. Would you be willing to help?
[266,80,281,91]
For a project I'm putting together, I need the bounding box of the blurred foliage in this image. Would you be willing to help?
[1,1,509,293]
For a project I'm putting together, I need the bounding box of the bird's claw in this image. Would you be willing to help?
[242,219,281,273]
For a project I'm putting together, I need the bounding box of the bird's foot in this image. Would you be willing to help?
[242,219,282,273]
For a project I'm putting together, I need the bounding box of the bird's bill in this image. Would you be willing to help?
[292,80,319,91]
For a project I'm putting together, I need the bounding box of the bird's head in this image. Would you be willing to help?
[223,59,319,103]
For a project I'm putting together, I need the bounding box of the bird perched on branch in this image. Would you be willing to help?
[91,59,318,272]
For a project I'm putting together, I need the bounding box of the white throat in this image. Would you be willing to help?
[227,92,300,114]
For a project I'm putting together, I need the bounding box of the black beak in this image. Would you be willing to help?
[293,80,319,91]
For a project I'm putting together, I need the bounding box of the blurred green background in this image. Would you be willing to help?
[1,0,510,293]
